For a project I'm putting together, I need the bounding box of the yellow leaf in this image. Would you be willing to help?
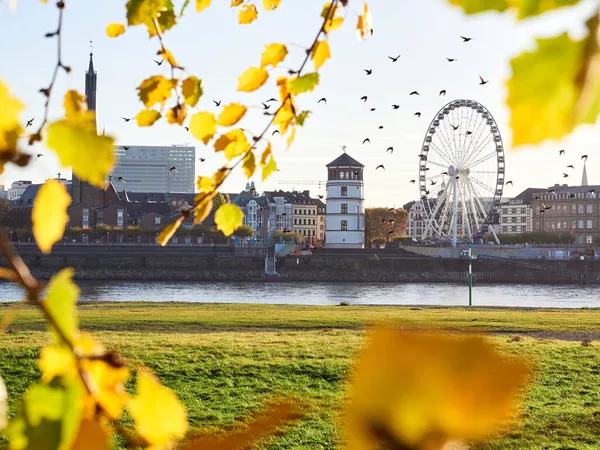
[345,329,529,449]
[135,109,161,127]
[0,79,23,154]
[261,43,288,68]
[0,377,6,431]
[230,0,243,5]
[106,23,126,38]
[273,102,295,134]
[44,268,79,344]
[63,90,86,119]
[262,156,277,181]
[325,16,343,32]
[197,176,216,193]
[213,167,231,186]
[128,369,188,448]
[260,142,272,165]
[242,151,256,177]
[262,0,281,10]
[356,3,373,40]
[238,3,258,24]
[159,48,179,67]
[85,360,130,420]
[217,103,247,126]
[137,75,174,108]
[296,110,310,126]
[508,29,600,146]
[182,400,303,450]
[194,197,213,224]
[39,346,75,384]
[189,111,217,144]
[288,72,319,94]
[166,104,187,125]
[286,127,296,148]
[32,180,70,254]
[196,0,211,12]
[312,40,330,70]
[46,120,115,188]
[238,66,268,92]
[214,129,251,160]
[181,76,203,107]
[71,417,109,450]
[214,204,244,236]
[158,216,185,246]
[277,76,289,103]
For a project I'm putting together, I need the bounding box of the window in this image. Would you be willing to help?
[578,220,584,229]
[341,186,347,196]
[511,226,517,232]
[587,236,594,244]
[82,208,89,228]
[320,225,324,230]
[303,219,306,225]
[312,230,316,236]
[154,217,161,225]
[587,220,593,229]
[341,220,348,230]
[563,205,567,214]
[294,219,297,225]
[303,230,306,236]
[294,209,297,214]
[578,205,584,214]
[312,219,316,225]
[572,204,577,214]
[117,209,124,218]
[341,203,348,214]
[587,204,594,214]
[577,235,584,244]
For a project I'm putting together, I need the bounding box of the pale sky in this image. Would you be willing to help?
[1,0,599,207]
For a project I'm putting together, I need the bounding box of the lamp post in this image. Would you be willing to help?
[468,244,473,306]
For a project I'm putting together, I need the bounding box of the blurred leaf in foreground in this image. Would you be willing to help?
[344,329,530,450]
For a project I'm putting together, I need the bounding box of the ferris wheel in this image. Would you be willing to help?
[418,99,504,246]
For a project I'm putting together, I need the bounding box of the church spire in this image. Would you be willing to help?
[85,42,97,112]
[582,162,589,186]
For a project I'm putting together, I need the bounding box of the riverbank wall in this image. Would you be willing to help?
[2,244,599,284]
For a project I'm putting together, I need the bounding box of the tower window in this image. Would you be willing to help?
[341,220,348,231]
[341,186,347,196]
[341,203,348,214]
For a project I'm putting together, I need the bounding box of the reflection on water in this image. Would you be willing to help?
[1,281,599,308]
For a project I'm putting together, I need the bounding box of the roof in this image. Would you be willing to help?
[501,188,546,206]
[326,153,364,168]
[15,183,73,207]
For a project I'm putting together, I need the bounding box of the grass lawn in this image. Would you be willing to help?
[1,303,600,449]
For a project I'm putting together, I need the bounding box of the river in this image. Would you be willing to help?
[1,281,599,307]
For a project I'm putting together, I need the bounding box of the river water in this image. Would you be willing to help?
[1,282,599,308]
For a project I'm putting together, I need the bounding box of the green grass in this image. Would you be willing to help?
[2,303,600,448]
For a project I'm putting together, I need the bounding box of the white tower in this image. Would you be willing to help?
[325,153,365,248]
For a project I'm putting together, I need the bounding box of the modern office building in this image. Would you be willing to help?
[111,145,195,193]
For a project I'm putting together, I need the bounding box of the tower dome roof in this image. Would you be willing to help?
[326,153,364,167]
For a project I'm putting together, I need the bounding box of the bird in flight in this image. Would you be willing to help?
[534,195,541,199]
[548,189,555,194]
[154,59,164,65]
[213,100,221,106]
[266,98,277,102]
[199,158,205,162]
[410,180,416,184]
[466,131,473,136]
[272,130,280,135]
[451,124,459,131]
[392,104,399,109]
[590,189,596,194]
[479,76,489,85]
[414,112,421,117]
[26,118,34,127]
[375,164,385,170]
[184,126,189,131]
[318,98,327,104]
[441,171,448,175]
[262,102,270,110]
[363,138,371,144]
[361,96,368,102]
[569,193,576,199]
[317,195,324,199]
[379,125,384,129]
[36,153,43,159]
[563,173,569,178]
[364,69,373,75]
[582,154,588,161]
[461,36,473,42]
[168,166,177,173]
[122,117,132,122]
[116,176,126,183]
[388,55,401,62]
[410,91,420,96]
[505,181,513,186]
[559,149,565,155]
[567,165,575,169]
[121,146,130,151]
[430,180,437,186]
[439,90,446,96]
[370,108,376,112]
[387,147,394,154]
[446,57,456,62]
[380,217,387,223]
